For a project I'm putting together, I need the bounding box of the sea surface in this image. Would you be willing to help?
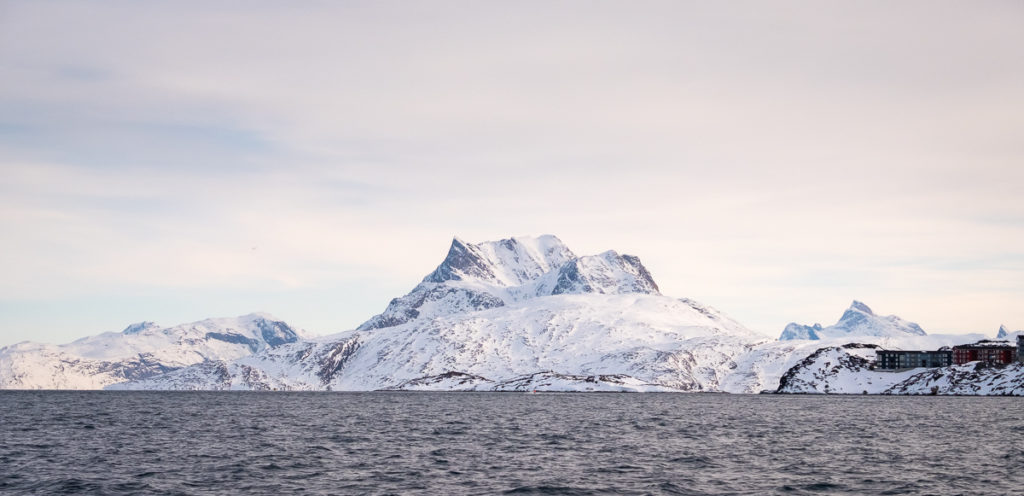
[0,392,1020,495]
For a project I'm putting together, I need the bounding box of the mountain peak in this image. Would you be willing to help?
[849,301,874,315]
[423,234,576,287]
[780,301,925,340]
[359,235,662,331]
[122,321,158,334]
[996,325,1023,340]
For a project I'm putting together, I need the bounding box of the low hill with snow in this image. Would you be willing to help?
[0,313,303,389]
[775,343,1024,395]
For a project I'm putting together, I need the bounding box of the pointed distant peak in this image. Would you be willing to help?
[425,237,490,284]
[445,236,473,256]
[997,324,1009,339]
[122,321,158,334]
[849,301,874,315]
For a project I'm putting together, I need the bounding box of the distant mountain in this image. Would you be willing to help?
[0,313,303,389]
[996,325,1023,340]
[779,301,926,340]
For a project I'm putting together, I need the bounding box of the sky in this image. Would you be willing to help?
[1,1,1023,345]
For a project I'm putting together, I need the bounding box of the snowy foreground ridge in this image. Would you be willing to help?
[777,344,1024,395]
[3,235,1021,394]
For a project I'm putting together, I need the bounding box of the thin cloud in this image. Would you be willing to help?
[0,1,1022,343]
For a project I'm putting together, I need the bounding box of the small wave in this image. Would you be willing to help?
[503,485,596,495]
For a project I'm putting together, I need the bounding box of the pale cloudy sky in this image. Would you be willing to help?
[1,1,1023,345]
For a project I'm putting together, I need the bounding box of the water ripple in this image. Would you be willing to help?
[0,391,1020,495]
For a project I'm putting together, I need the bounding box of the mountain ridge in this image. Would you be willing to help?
[0,313,303,389]
[357,235,660,332]
[779,300,927,341]
[2,234,1018,394]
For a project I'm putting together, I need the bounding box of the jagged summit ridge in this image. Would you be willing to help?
[847,300,874,315]
[541,251,659,296]
[779,300,927,341]
[425,235,576,287]
[358,235,661,331]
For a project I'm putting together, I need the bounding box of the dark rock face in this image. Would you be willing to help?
[205,319,299,350]
[622,254,660,293]
[255,318,301,347]
[206,332,261,352]
[424,238,495,284]
[317,338,361,385]
[551,260,591,294]
[58,353,184,383]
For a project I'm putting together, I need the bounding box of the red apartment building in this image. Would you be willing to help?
[952,340,1017,366]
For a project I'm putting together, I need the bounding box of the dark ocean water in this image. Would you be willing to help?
[0,392,1020,495]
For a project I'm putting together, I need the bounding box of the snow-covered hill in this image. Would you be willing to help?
[0,313,303,389]
[779,301,926,340]
[775,343,1024,395]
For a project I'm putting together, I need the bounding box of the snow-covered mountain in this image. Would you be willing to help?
[114,235,791,392]
[997,325,1023,340]
[779,301,927,340]
[115,294,772,392]
[5,234,1016,394]
[0,313,303,389]
[107,236,1018,394]
[357,235,659,331]
[776,343,1024,395]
